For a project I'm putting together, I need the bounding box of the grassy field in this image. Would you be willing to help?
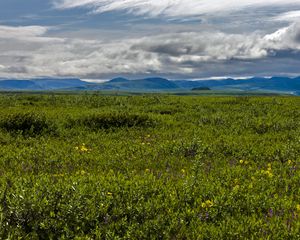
[0,93,299,239]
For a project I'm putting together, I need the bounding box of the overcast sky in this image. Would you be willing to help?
[1,0,300,80]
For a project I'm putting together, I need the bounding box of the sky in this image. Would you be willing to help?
[0,0,300,80]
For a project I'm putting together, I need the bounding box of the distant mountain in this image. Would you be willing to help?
[174,77,300,94]
[92,77,179,91]
[0,78,86,90]
[0,76,299,94]
[109,77,130,83]
[0,80,39,90]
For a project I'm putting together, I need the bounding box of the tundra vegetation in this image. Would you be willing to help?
[0,93,299,239]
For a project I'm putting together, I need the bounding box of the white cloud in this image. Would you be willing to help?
[0,25,63,44]
[0,25,48,38]
[274,11,300,22]
[1,23,300,79]
[53,0,300,18]
[264,22,300,49]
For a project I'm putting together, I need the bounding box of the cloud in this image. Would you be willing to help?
[53,0,300,19]
[264,22,300,49]
[0,25,47,38]
[274,11,300,22]
[1,23,300,79]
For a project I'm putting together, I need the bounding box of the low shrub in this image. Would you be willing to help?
[67,113,156,130]
[0,112,56,136]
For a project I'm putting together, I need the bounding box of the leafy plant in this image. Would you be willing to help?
[0,112,57,136]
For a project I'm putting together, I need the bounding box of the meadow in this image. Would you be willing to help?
[0,93,299,239]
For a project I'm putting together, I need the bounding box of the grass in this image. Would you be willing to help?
[0,93,299,239]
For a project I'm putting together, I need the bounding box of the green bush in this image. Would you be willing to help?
[0,112,56,136]
[67,113,156,130]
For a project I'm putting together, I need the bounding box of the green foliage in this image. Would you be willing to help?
[67,113,156,130]
[0,111,56,136]
[0,94,299,239]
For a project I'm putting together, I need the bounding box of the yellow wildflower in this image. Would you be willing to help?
[205,200,213,208]
[75,143,90,152]
[201,200,213,208]
[107,192,113,196]
[80,145,89,152]
[239,160,244,164]
[296,204,300,211]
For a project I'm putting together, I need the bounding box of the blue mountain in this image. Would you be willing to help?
[0,78,86,90]
[0,76,299,94]
[174,77,300,94]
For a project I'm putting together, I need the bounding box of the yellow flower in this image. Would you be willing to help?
[80,145,89,152]
[239,160,244,164]
[75,143,90,152]
[201,200,213,208]
[205,200,213,208]
[107,192,113,196]
[296,204,300,211]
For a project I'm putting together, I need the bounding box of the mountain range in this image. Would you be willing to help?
[0,76,299,95]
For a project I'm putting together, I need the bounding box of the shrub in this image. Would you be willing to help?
[67,113,156,130]
[0,112,56,136]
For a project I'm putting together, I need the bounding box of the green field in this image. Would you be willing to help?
[0,93,299,239]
